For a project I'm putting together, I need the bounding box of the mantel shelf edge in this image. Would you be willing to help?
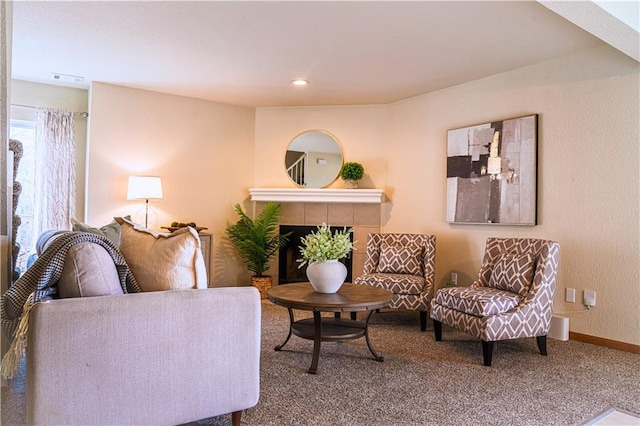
[249,188,384,203]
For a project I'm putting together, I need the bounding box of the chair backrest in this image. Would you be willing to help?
[475,237,560,310]
[363,233,436,290]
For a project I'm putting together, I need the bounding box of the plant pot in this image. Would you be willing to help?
[344,179,359,189]
[251,276,272,299]
[306,259,347,294]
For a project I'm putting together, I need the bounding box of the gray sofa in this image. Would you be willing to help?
[26,286,261,425]
[3,223,260,424]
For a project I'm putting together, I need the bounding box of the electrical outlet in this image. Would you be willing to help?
[584,290,596,307]
[565,288,576,303]
[450,272,458,286]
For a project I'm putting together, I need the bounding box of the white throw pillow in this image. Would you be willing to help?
[115,217,207,291]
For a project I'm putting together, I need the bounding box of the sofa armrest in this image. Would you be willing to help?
[27,287,261,426]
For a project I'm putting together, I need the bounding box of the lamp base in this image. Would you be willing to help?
[132,204,159,229]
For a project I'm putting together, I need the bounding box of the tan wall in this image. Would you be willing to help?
[254,106,388,189]
[86,82,256,287]
[386,46,639,345]
[253,46,639,345]
[9,79,89,221]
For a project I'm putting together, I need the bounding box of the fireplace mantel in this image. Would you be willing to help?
[249,188,384,204]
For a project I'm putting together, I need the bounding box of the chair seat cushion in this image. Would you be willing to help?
[434,286,522,317]
[355,273,425,295]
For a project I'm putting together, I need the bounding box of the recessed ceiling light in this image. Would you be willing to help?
[291,79,309,86]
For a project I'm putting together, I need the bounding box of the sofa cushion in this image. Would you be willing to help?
[115,217,207,291]
[434,286,522,317]
[58,242,125,298]
[376,242,423,276]
[72,218,121,247]
[488,252,535,296]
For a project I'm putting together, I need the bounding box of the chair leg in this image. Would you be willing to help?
[232,410,242,426]
[420,311,427,332]
[537,335,548,356]
[433,319,442,341]
[482,340,494,366]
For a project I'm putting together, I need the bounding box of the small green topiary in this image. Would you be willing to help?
[340,162,364,181]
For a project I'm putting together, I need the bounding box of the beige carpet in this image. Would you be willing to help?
[3,300,639,425]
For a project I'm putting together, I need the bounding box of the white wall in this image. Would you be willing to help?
[253,45,639,345]
[9,79,89,220]
[87,82,255,287]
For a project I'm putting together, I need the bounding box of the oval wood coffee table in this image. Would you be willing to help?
[267,282,393,374]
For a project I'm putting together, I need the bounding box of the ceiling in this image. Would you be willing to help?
[9,1,634,108]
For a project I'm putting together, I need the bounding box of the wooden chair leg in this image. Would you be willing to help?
[420,311,427,332]
[482,340,494,366]
[433,319,442,341]
[537,335,548,356]
[232,410,242,426]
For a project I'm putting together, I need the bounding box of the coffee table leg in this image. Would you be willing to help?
[365,310,384,362]
[308,311,322,374]
[275,307,295,351]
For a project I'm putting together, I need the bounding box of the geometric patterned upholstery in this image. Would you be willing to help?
[487,252,535,296]
[434,286,522,317]
[355,233,436,330]
[431,237,560,365]
[376,243,423,276]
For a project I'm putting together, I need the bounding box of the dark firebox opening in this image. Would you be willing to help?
[278,225,353,285]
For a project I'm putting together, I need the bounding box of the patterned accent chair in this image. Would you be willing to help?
[354,233,436,331]
[431,237,560,366]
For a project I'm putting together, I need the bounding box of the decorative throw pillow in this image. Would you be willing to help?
[376,242,423,276]
[488,252,535,296]
[58,242,125,298]
[72,218,121,247]
[115,217,207,291]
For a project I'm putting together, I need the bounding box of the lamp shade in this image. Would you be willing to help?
[127,176,163,200]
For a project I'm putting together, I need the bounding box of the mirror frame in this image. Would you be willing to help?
[284,130,344,188]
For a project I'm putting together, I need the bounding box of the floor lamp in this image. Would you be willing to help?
[127,175,163,228]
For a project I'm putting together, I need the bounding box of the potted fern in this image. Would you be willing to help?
[226,202,291,298]
[340,162,365,188]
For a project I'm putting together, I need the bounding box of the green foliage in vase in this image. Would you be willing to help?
[226,202,291,277]
[298,223,355,268]
[340,162,365,181]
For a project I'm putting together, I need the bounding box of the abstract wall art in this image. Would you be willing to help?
[446,114,538,225]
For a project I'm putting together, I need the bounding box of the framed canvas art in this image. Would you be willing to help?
[446,114,538,225]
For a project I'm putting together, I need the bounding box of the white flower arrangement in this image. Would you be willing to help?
[298,223,355,268]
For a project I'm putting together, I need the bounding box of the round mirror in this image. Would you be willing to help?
[284,130,343,188]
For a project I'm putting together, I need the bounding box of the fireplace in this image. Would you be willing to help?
[278,225,353,285]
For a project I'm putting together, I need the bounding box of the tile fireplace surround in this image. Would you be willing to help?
[253,199,383,283]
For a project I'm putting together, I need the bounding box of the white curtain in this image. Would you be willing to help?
[34,108,76,233]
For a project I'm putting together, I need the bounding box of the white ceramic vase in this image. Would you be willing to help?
[306,259,347,294]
